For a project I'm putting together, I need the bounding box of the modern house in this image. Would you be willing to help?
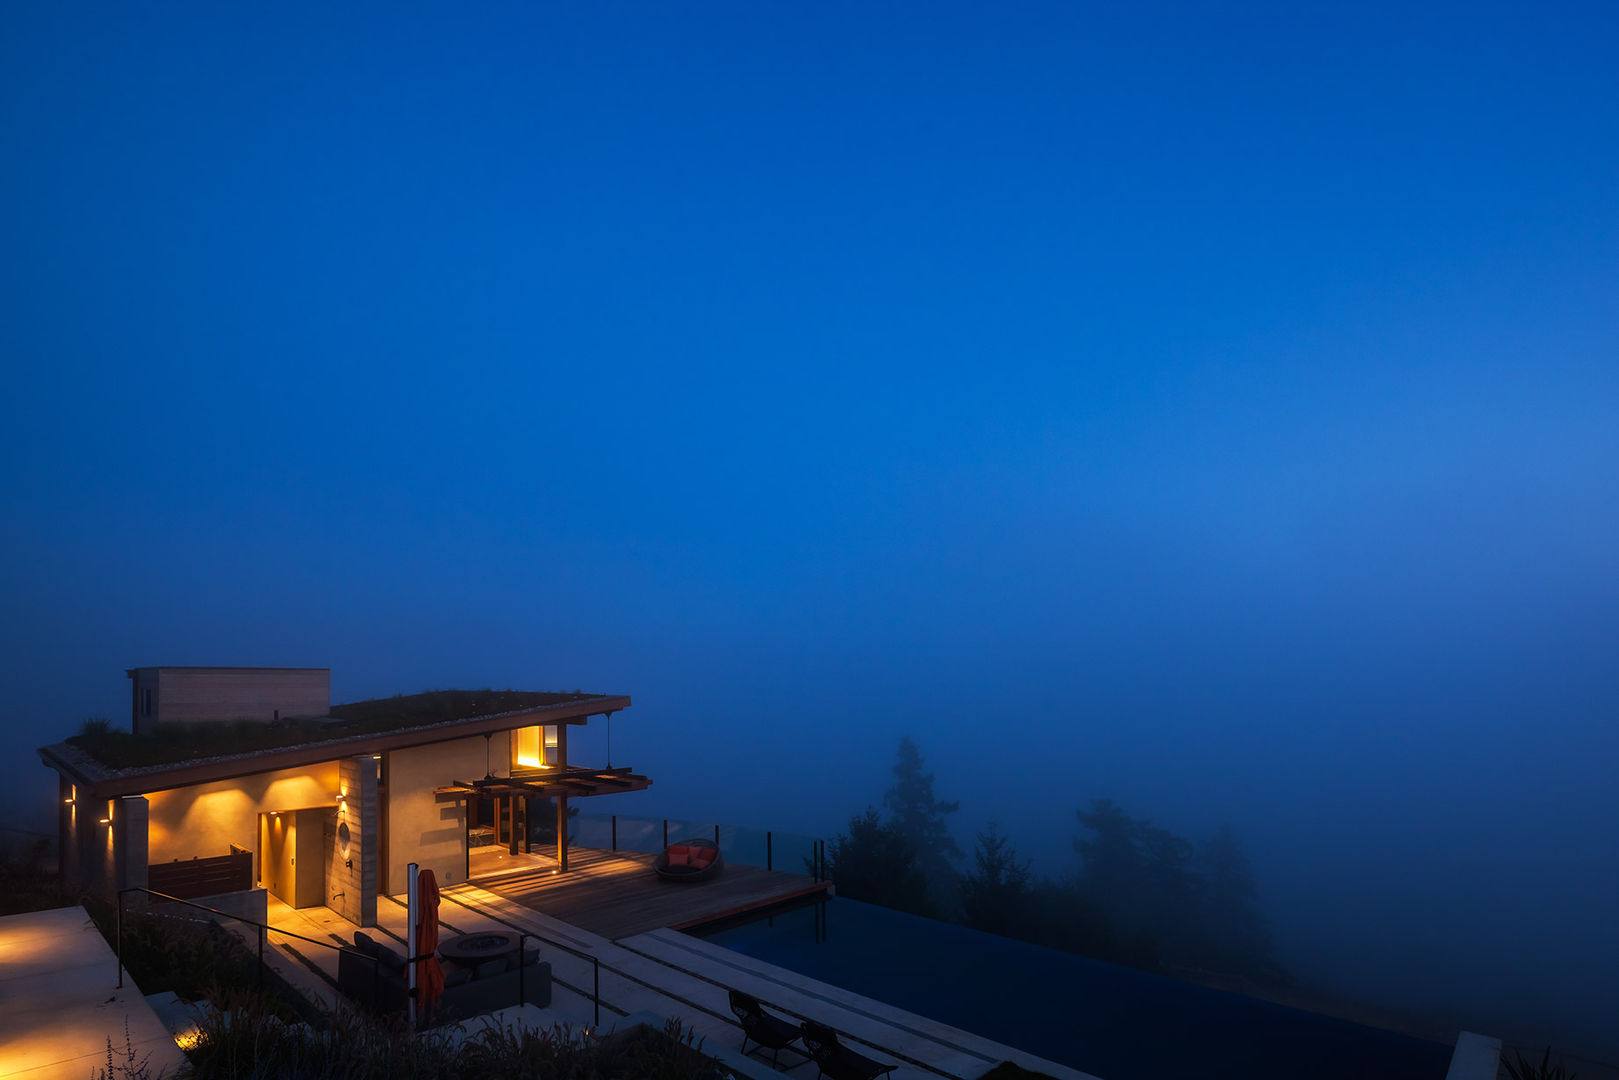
[38,666,650,927]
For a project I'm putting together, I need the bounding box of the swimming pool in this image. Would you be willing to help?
[696,898,1451,1080]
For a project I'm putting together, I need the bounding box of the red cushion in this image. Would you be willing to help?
[666,852,690,868]
[693,849,716,867]
[668,845,692,858]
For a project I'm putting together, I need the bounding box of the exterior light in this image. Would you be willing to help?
[98,818,111,826]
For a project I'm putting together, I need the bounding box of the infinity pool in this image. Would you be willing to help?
[697,898,1451,1080]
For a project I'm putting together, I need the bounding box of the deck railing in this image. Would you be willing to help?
[574,812,827,882]
[113,887,587,1024]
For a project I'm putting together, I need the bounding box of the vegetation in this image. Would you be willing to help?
[883,735,962,913]
[828,737,1282,983]
[65,689,598,769]
[176,1002,721,1080]
[1503,1046,1579,1080]
[824,808,934,916]
[958,823,1031,938]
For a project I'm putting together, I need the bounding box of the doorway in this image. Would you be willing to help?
[258,807,329,908]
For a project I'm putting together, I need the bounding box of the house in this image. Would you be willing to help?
[37,666,650,928]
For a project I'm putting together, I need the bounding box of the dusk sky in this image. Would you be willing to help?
[3,1,1617,1059]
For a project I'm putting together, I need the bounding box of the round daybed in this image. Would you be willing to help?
[654,837,724,882]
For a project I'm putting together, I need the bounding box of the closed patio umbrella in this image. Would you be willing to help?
[416,867,446,1014]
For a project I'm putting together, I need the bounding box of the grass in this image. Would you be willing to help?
[64,689,602,770]
[180,1002,722,1080]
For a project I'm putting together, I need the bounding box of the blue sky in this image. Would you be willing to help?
[4,0,1618,1056]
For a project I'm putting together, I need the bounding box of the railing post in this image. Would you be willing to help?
[766,831,772,871]
[518,933,526,1007]
[611,815,617,852]
[115,889,124,989]
[258,924,265,992]
[662,819,668,847]
[714,823,719,847]
[593,956,600,1027]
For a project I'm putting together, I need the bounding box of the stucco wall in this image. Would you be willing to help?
[386,735,505,895]
[146,763,339,873]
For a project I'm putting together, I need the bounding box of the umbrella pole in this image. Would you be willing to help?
[407,861,418,1027]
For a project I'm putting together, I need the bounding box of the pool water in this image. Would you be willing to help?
[697,899,1451,1080]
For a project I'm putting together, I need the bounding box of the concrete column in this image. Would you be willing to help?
[113,796,149,901]
[333,755,379,927]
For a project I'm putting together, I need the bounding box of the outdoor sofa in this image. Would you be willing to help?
[654,837,724,882]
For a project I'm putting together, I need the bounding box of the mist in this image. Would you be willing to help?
[3,0,1616,1066]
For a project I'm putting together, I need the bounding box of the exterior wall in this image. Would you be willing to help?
[330,756,378,926]
[65,793,118,894]
[131,667,330,733]
[386,734,506,895]
[146,762,340,877]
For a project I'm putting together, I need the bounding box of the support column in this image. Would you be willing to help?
[555,724,570,872]
[335,755,379,927]
[113,795,149,902]
[556,796,569,872]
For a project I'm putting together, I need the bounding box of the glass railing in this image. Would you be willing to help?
[572,811,825,879]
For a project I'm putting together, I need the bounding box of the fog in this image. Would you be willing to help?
[3,0,1615,1065]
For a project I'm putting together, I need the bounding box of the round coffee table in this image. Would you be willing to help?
[438,931,519,967]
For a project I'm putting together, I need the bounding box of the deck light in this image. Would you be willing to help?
[98,818,111,826]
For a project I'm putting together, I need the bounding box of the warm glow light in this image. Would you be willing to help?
[174,1027,203,1051]
[98,818,111,826]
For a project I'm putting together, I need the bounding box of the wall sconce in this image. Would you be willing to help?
[98,817,112,826]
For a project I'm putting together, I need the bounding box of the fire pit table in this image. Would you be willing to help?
[438,931,520,968]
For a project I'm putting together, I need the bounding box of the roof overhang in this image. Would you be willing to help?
[40,695,631,799]
[434,765,653,801]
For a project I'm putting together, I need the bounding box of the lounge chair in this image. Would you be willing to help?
[801,1019,897,1080]
[653,837,723,882]
[728,988,803,1066]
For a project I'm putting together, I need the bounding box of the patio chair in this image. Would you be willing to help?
[653,837,724,882]
[801,1019,897,1080]
[728,988,803,1066]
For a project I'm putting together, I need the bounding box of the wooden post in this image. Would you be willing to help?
[556,796,569,872]
[507,794,518,856]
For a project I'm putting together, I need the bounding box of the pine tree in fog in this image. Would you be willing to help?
[959,823,1031,937]
[883,736,962,912]
[823,807,933,917]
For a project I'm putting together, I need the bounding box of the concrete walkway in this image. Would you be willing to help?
[0,905,187,1080]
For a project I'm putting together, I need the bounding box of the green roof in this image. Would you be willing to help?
[63,689,604,771]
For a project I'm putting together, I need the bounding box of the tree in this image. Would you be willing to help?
[959,823,1031,937]
[1192,824,1276,976]
[823,807,933,916]
[883,736,961,910]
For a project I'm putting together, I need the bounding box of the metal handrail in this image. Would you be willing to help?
[114,887,588,1021]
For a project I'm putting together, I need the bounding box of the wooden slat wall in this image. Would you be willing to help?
[148,851,253,900]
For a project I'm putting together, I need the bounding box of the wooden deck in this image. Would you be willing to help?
[469,845,830,941]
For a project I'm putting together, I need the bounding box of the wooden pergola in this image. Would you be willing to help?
[434,765,652,872]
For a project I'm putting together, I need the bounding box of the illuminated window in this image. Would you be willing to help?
[513,726,559,768]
